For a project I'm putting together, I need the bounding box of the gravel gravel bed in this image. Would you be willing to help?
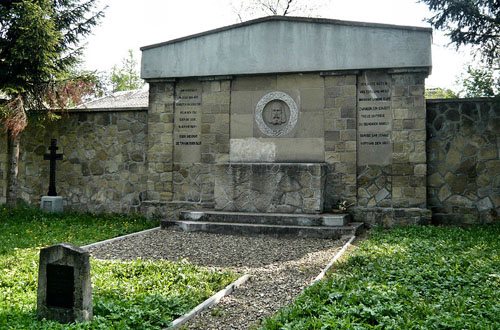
[88,228,350,329]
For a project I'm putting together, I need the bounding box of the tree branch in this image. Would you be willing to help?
[283,0,293,16]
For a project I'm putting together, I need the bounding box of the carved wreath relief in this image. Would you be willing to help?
[255,92,298,137]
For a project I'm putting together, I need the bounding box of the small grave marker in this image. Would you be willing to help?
[37,243,92,323]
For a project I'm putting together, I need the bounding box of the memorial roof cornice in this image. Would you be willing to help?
[141,15,432,51]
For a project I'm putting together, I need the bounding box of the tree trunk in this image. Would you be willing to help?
[6,131,20,207]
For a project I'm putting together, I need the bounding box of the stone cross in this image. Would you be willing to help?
[43,139,63,196]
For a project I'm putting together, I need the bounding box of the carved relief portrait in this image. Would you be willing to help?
[255,92,298,137]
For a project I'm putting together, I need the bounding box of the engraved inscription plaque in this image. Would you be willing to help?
[255,92,298,137]
[174,85,202,163]
[46,264,74,309]
[357,72,392,165]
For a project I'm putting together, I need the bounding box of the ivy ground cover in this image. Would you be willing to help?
[262,224,500,329]
[0,205,237,329]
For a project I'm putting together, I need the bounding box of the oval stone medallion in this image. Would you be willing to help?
[255,92,298,137]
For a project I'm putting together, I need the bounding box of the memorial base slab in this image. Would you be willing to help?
[214,163,326,214]
[41,196,63,212]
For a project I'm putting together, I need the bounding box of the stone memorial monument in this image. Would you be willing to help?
[41,139,64,212]
[37,243,92,323]
[138,16,434,234]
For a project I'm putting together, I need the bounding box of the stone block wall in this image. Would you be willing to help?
[0,109,148,213]
[427,98,500,224]
[200,79,231,164]
[353,70,431,227]
[230,73,325,163]
[147,82,175,202]
[356,72,427,209]
[142,78,231,218]
[171,79,231,204]
[390,71,428,208]
[323,74,358,210]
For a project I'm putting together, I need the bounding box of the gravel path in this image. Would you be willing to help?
[88,228,350,329]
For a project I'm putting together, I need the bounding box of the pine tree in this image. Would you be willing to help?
[110,50,144,92]
[419,0,500,64]
[0,0,105,205]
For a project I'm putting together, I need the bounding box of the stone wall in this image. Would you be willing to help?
[143,71,431,222]
[427,98,500,224]
[141,78,231,218]
[4,75,497,228]
[351,70,430,227]
[390,71,428,209]
[170,79,230,204]
[323,73,358,210]
[0,109,148,213]
[146,82,175,203]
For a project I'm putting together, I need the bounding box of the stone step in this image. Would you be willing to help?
[180,210,350,227]
[161,220,363,239]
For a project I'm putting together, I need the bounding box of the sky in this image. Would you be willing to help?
[82,0,477,91]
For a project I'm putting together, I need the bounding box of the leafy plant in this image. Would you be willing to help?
[425,87,459,99]
[262,224,500,329]
[0,204,237,329]
[110,50,144,92]
[456,65,500,97]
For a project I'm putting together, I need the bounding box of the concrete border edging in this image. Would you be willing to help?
[80,227,160,251]
[167,274,252,329]
[312,235,356,284]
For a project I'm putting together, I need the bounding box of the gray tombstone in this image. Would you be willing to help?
[37,243,92,323]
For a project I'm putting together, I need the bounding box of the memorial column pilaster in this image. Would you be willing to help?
[146,80,175,202]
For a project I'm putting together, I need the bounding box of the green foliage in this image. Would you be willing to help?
[262,224,500,329]
[0,0,105,206]
[110,50,144,92]
[0,204,237,329]
[0,203,158,252]
[425,87,459,99]
[0,0,61,92]
[419,0,500,65]
[0,0,104,96]
[456,65,500,97]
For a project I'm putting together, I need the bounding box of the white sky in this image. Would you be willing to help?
[83,0,477,91]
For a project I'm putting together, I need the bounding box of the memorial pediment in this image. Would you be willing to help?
[141,16,432,80]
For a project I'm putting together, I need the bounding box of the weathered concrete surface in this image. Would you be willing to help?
[180,210,350,226]
[141,16,432,79]
[162,220,362,239]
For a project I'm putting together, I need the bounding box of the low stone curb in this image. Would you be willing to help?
[167,274,252,329]
[312,235,356,284]
[80,227,160,251]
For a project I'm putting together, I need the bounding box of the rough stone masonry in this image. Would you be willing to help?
[0,16,498,226]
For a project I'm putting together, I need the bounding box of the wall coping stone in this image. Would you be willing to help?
[426,97,499,104]
[220,162,327,166]
[66,107,148,113]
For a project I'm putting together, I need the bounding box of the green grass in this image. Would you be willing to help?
[0,204,237,329]
[261,224,500,329]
